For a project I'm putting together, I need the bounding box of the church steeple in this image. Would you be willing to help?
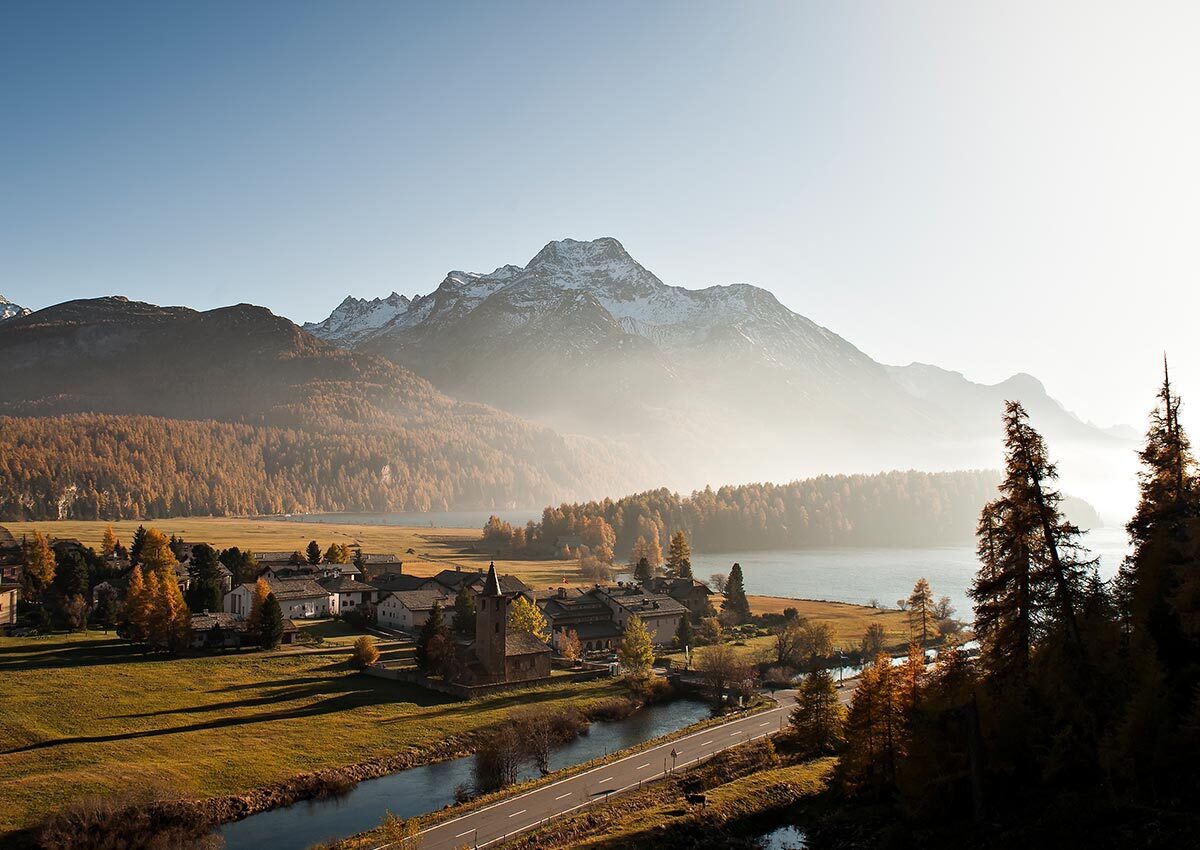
[481,561,503,597]
[475,561,507,680]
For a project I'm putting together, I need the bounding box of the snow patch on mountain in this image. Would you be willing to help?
[302,291,410,345]
[0,294,31,322]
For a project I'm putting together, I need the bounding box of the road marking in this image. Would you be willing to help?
[456,830,474,838]
[758,722,771,727]
[507,809,526,818]
[730,731,740,737]
[598,776,614,783]
[555,792,571,800]
[636,763,651,770]
[700,740,713,746]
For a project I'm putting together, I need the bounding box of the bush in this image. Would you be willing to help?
[628,676,675,704]
[35,783,218,850]
[350,635,380,670]
[587,695,639,721]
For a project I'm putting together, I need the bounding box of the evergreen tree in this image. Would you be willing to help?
[666,531,693,579]
[907,578,935,645]
[353,547,367,570]
[92,585,119,633]
[416,600,450,673]
[220,546,258,585]
[101,525,118,559]
[721,562,751,623]
[130,525,147,565]
[260,593,284,649]
[186,543,224,613]
[634,557,653,585]
[306,540,322,565]
[618,615,654,680]
[675,612,695,649]
[54,549,90,600]
[452,585,477,637]
[791,670,846,757]
[247,576,271,634]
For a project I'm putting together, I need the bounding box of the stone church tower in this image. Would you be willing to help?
[475,562,507,679]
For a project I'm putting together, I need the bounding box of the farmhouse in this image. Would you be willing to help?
[594,585,687,645]
[224,577,332,620]
[376,589,453,633]
[188,611,298,649]
[645,576,715,617]
[0,583,18,633]
[320,575,376,615]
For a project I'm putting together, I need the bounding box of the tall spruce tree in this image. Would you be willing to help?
[260,593,284,649]
[907,578,935,645]
[722,562,751,623]
[416,601,449,673]
[186,543,224,613]
[306,540,322,565]
[452,585,477,637]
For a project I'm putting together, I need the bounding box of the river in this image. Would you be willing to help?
[216,699,712,850]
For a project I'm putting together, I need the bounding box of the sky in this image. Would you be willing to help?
[2,1,1198,429]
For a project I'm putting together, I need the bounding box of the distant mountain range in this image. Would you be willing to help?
[0,294,30,322]
[305,238,1133,497]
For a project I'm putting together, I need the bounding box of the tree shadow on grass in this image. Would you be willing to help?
[4,675,454,754]
[0,638,157,672]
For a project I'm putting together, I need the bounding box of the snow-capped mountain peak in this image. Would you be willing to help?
[301,291,410,345]
[0,294,31,322]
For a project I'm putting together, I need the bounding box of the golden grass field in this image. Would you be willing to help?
[747,595,911,648]
[0,633,625,840]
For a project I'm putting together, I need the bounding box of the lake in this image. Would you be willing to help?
[689,525,1131,618]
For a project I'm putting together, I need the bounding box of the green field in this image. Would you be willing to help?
[0,633,623,840]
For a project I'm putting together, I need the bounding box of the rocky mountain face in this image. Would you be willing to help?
[306,238,1132,499]
[0,294,30,322]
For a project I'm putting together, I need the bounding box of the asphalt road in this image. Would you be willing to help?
[371,681,856,850]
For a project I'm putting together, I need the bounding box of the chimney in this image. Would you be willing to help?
[557,586,567,599]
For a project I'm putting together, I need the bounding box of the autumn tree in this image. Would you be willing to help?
[351,635,379,669]
[559,628,582,661]
[709,573,727,593]
[860,622,887,658]
[665,531,693,579]
[791,670,846,757]
[129,525,147,564]
[138,528,178,572]
[324,543,351,564]
[507,595,549,643]
[101,525,119,559]
[618,615,654,680]
[696,643,753,705]
[247,576,271,634]
[122,566,151,642]
[773,619,834,672]
[22,531,55,598]
[907,578,935,645]
[841,652,911,794]
[721,562,751,623]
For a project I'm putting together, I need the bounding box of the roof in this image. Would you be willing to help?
[481,563,503,597]
[428,568,481,590]
[358,553,400,564]
[0,583,20,595]
[0,525,16,547]
[597,586,688,617]
[374,572,427,592]
[529,586,587,602]
[648,577,713,596]
[504,630,552,656]
[267,577,330,601]
[382,590,450,611]
[191,612,298,632]
[320,576,376,593]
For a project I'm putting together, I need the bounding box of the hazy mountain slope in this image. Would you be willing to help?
[0,297,634,517]
[0,294,30,322]
[309,238,1129,496]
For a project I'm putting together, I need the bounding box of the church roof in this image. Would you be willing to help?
[481,562,503,597]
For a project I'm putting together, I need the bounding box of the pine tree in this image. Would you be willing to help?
[416,600,450,673]
[55,550,90,600]
[306,540,322,565]
[101,526,118,559]
[634,557,653,585]
[666,531,693,579]
[675,612,695,649]
[907,578,935,645]
[618,615,654,680]
[507,595,549,642]
[260,593,284,649]
[130,525,147,565]
[186,543,224,613]
[721,562,751,623]
[791,670,846,757]
[452,585,477,637]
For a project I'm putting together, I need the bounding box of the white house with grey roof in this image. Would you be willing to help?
[376,589,454,633]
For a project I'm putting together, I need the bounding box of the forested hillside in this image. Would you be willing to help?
[512,470,1100,556]
[0,298,630,519]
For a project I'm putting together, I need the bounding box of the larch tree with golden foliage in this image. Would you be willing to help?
[665,530,693,579]
[22,531,56,599]
[101,525,119,559]
[791,669,846,757]
[138,528,178,572]
[617,615,654,680]
[507,595,549,643]
[907,578,935,645]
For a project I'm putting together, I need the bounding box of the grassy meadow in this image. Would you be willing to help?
[0,633,625,840]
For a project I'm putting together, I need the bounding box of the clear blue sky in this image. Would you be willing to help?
[3,1,1198,428]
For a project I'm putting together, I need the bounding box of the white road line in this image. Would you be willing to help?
[598,776,614,783]
[636,763,651,770]
[730,731,740,737]
[507,809,526,818]
[758,722,771,727]
[700,740,713,746]
[456,829,474,838]
[555,792,571,800]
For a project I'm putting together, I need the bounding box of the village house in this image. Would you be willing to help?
[224,577,332,620]
[0,525,25,585]
[320,574,377,615]
[373,570,427,593]
[534,585,622,652]
[376,589,454,633]
[593,584,687,646]
[453,564,551,685]
[645,576,715,618]
[188,611,298,649]
[0,583,18,633]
